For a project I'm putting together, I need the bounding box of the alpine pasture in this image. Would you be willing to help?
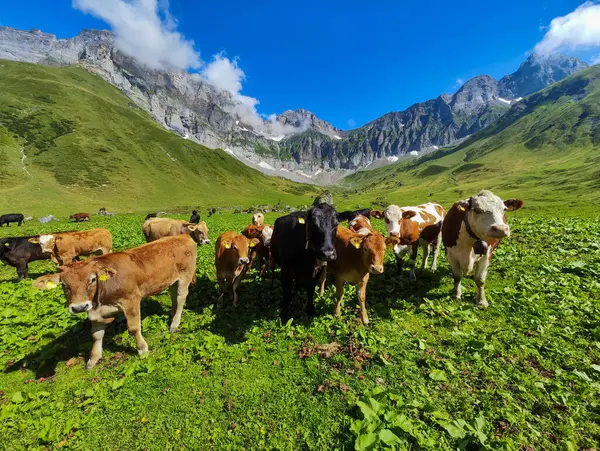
[1,211,599,450]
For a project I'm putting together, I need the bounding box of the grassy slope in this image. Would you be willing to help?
[0,213,598,449]
[343,66,600,212]
[0,60,321,216]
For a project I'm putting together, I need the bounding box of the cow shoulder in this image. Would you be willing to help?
[441,204,465,248]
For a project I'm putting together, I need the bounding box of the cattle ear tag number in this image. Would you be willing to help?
[249,241,256,248]
[224,241,231,249]
[298,218,305,224]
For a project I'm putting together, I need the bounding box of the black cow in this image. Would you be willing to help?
[337,208,374,222]
[189,210,200,224]
[145,213,158,221]
[0,214,25,227]
[270,202,339,321]
[0,236,51,280]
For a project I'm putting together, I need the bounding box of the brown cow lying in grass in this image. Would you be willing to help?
[34,235,197,369]
[319,226,398,325]
[38,228,112,265]
[215,231,259,308]
[143,218,209,245]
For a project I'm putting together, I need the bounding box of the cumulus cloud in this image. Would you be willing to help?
[535,2,600,54]
[73,0,200,70]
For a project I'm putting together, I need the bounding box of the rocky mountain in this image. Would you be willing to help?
[0,26,589,181]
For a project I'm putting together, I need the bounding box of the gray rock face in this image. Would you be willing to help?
[0,26,588,177]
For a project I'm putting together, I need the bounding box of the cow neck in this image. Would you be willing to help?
[463,212,489,256]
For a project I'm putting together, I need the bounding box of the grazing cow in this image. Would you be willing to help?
[215,231,259,307]
[70,213,90,222]
[319,227,398,324]
[34,235,197,369]
[0,236,52,280]
[189,210,200,224]
[270,203,339,320]
[252,212,265,226]
[442,190,523,307]
[39,228,112,265]
[348,215,375,236]
[338,208,374,222]
[380,203,445,280]
[0,214,25,227]
[143,218,210,245]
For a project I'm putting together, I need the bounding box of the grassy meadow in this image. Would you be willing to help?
[0,211,599,450]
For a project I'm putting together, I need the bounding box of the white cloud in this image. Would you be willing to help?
[73,0,200,70]
[592,54,600,64]
[535,2,600,54]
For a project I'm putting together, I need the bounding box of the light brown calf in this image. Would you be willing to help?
[252,212,265,226]
[319,227,398,325]
[38,228,112,265]
[215,231,259,308]
[143,217,209,245]
[34,235,197,369]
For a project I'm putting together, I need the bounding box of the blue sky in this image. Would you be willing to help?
[2,0,599,129]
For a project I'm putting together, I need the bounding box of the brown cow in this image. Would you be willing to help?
[34,235,197,369]
[252,212,265,226]
[70,213,90,222]
[242,224,274,277]
[319,227,398,325]
[38,228,112,265]
[215,231,259,308]
[143,218,209,245]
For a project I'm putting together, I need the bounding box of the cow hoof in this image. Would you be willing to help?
[85,360,98,370]
[138,346,149,356]
[477,300,489,309]
[169,325,178,333]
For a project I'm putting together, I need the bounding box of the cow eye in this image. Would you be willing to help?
[385,218,390,224]
[474,208,483,214]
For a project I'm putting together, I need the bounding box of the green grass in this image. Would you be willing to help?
[1,211,599,449]
[0,60,323,215]
[343,65,600,212]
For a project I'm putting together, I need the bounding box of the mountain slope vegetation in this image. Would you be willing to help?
[0,61,320,215]
[343,65,600,210]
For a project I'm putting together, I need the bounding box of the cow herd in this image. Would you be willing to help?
[0,190,522,369]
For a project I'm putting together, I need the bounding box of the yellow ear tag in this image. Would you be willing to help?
[298,218,305,224]
[224,241,231,249]
[4,242,9,247]
[305,240,310,250]
[352,239,361,249]
[99,274,108,281]
[249,241,256,248]
[457,205,465,212]
[28,238,39,244]
[46,281,57,289]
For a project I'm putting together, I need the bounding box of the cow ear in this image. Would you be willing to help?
[504,199,523,211]
[402,210,417,219]
[298,217,305,224]
[98,267,117,281]
[370,210,384,219]
[249,238,260,248]
[350,237,362,249]
[28,237,39,244]
[385,236,401,247]
[187,224,197,231]
[222,240,231,249]
[456,198,471,212]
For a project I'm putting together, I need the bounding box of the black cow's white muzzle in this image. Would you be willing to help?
[69,301,92,314]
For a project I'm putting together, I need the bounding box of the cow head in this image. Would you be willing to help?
[252,213,265,226]
[457,190,523,240]
[186,221,210,245]
[262,226,274,247]
[351,233,386,274]
[382,205,403,237]
[221,234,260,266]
[348,215,373,236]
[242,224,264,240]
[306,203,338,261]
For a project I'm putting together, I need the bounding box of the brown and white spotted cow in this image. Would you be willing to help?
[215,231,259,308]
[377,203,445,280]
[319,227,398,325]
[34,235,197,369]
[143,218,210,246]
[252,212,265,226]
[348,215,374,236]
[442,190,523,308]
[38,228,112,265]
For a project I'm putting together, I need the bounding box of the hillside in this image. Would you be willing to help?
[343,65,600,210]
[0,60,321,216]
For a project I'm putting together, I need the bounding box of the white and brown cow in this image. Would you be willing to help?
[38,228,112,265]
[143,218,210,246]
[252,212,265,226]
[34,235,197,369]
[442,190,523,308]
[348,215,374,236]
[376,203,445,280]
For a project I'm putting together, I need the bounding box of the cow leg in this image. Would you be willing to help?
[474,257,490,308]
[280,270,293,321]
[169,280,188,332]
[334,278,345,317]
[394,244,410,274]
[87,321,107,369]
[125,303,149,356]
[408,243,419,281]
[318,266,327,295]
[448,256,463,300]
[420,239,431,271]
[232,274,243,308]
[16,262,28,281]
[431,231,442,272]
[357,274,370,325]
[217,277,226,308]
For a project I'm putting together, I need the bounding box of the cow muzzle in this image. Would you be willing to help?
[369,264,384,275]
[319,249,337,261]
[203,239,210,245]
[69,301,92,314]
[488,224,510,239]
[238,257,249,265]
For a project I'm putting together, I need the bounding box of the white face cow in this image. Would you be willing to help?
[38,234,56,253]
[252,213,264,227]
[382,205,402,237]
[458,190,521,241]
